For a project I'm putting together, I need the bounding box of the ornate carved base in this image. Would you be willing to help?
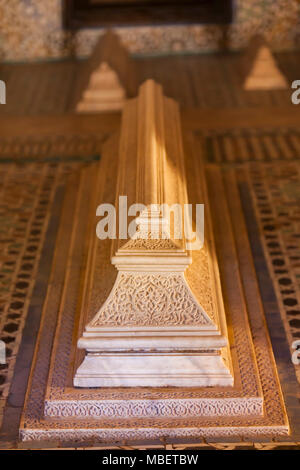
[74,269,231,387]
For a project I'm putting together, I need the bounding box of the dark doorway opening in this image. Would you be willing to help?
[64,0,233,29]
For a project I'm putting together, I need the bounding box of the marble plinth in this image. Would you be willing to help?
[74,353,233,388]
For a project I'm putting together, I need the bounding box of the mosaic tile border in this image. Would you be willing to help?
[204,128,300,164]
[245,161,300,385]
[203,133,300,387]
[0,161,93,430]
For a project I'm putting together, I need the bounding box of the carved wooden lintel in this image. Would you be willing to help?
[74,80,233,387]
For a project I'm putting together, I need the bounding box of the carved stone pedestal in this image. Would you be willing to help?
[19,81,289,442]
[74,80,233,388]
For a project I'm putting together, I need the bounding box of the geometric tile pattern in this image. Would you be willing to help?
[244,161,300,384]
[0,136,104,162]
[204,133,300,385]
[205,129,300,163]
[0,161,90,425]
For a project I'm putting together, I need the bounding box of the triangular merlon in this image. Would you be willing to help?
[72,31,137,112]
[242,35,288,90]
